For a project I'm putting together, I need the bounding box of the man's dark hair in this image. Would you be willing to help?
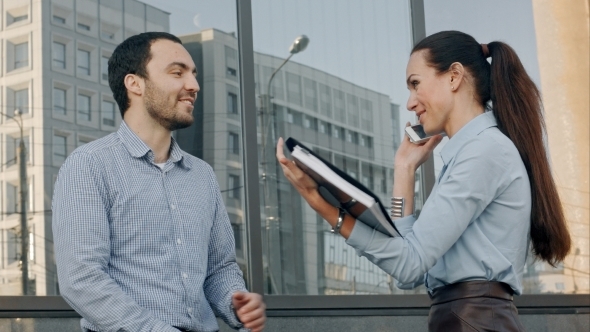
[108,32,182,117]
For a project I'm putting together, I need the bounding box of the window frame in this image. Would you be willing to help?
[52,41,66,69]
[1,0,585,318]
[77,48,91,76]
[14,41,29,69]
[76,93,92,122]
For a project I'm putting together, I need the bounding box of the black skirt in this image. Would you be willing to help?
[428,281,525,332]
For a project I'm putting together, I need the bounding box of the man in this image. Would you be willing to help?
[52,32,265,332]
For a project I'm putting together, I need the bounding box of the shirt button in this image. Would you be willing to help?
[171,204,176,210]
[177,238,182,244]
[182,273,188,279]
[187,307,193,313]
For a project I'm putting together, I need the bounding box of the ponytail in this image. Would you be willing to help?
[413,31,571,265]
[487,42,570,265]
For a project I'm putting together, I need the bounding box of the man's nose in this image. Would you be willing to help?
[186,76,200,93]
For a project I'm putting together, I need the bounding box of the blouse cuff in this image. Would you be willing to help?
[345,221,376,252]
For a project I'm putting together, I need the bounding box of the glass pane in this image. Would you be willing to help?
[102,101,115,126]
[53,88,66,115]
[77,95,91,121]
[101,56,109,80]
[53,135,67,164]
[161,1,250,286]
[77,49,90,75]
[53,42,66,68]
[15,89,29,114]
[15,42,28,68]
[252,0,419,295]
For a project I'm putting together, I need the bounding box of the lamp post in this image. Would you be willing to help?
[259,35,309,294]
[1,109,28,295]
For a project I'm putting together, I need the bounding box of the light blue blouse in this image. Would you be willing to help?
[346,111,531,295]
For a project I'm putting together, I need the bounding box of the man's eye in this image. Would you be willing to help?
[172,71,182,76]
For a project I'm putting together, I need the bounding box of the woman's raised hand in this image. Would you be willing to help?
[276,137,323,210]
[394,123,443,171]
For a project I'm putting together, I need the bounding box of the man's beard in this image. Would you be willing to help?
[144,80,194,131]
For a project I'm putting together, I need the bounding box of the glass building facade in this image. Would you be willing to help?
[0,0,587,330]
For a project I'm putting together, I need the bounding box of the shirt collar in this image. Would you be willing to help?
[439,111,497,165]
[117,121,192,169]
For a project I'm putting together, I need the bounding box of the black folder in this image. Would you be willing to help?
[285,137,401,237]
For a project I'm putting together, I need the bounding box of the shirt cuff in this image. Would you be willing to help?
[345,220,376,252]
[227,297,245,329]
[393,215,417,236]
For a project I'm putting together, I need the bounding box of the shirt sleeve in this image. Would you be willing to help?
[393,215,417,236]
[52,152,178,332]
[202,167,248,330]
[346,139,510,285]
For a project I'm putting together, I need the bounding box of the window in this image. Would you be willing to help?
[6,135,30,166]
[231,223,242,250]
[53,42,66,69]
[227,92,238,114]
[263,67,284,100]
[319,121,331,135]
[15,42,28,69]
[225,46,238,79]
[77,94,91,121]
[101,31,115,40]
[228,132,239,155]
[360,98,373,131]
[228,174,240,199]
[7,183,18,215]
[102,100,115,126]
[77,49,90,75]
[286,73,302,106]
[228,213,243,251]
[53,88,66,115]
[347,94,359,127]
[319,83,332,118]
[101,56,109,80]
[15,89,29,115]
[7,228,19,264]
[77,23,90,31]
[304,78,318,111]
[53,134,67,165]
[333,89,346,123]
[53,15,66,24]
[304,115,317,130]
[288,109,303,126]
[346,131,359,144]
[13,15,27,23]
[333,125,340,139]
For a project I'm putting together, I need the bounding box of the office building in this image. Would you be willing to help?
[0,0,169,296]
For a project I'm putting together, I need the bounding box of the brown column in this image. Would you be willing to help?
[532,0,589,293]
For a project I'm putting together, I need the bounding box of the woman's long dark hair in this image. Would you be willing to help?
[413,31,571,265]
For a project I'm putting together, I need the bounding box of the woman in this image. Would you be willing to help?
[276,31,571,331]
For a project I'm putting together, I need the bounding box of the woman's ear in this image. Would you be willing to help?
[124,74,143,97]
[449,62,465,90]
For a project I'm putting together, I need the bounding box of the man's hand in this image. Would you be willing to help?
[232,291,266,332]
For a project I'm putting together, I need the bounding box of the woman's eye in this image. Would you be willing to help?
[411,81,419,87]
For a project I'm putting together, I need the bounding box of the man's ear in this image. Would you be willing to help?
[448,62,465,88]
[124,74,143,97]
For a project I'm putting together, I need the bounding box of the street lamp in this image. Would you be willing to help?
[259,35,309,294]
[1,109,29,295]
